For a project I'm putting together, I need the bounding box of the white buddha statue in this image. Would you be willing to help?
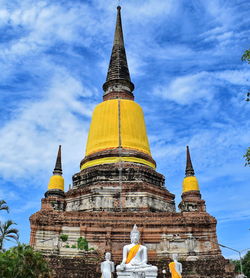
[169,254,182,278]
[101,252,115,278]
[117,225,157,275]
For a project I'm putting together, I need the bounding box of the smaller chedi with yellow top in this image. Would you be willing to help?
[182,146,199,193]
[178,146,206,213]
[47,145,64,194]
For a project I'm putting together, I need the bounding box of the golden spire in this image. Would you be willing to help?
[182,146,199,193]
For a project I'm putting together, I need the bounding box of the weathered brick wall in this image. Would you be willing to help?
[46,254,102,278]
[46,255,235,278]
[154,257,235,278]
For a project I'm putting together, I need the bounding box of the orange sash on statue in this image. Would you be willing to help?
[169,262,182,278]
[126,244,141,264]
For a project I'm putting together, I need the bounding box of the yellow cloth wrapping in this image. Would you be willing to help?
[85,99,151,156]
[86,99,119,156]
[81,156,156,170]
[169,262,182,278]
[48,175,64,191]
[126,244,141,264]
[120,100,150,155]
[182,176,199,192]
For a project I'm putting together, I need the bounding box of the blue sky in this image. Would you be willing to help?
[0,0,249,259]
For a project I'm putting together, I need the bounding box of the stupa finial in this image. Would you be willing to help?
[103,5,134,98]
[185,146,195,177]
[53,145,62,175]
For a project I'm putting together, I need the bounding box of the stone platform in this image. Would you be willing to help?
[117,270,157,278]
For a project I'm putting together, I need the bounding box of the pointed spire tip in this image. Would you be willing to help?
[103,2,135,96]
[185,145,195,177]
[53,145,62,175]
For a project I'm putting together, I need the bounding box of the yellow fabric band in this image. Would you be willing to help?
[169,262,182,278]
[126,244,141,264]
[81,156,155,170]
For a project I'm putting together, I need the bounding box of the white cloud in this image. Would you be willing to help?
[0,67,94,186]
[216,68,250,86]
[153,72,216,105]
[0,1,109,59]
[153,68,250,105]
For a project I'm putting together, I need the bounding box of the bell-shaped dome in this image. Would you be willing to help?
[81,99,155,170]
[182,176,199,192]
[48,175,64,191]
[85,99,151,156]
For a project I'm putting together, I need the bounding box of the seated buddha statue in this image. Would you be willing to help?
[116,225,157,273]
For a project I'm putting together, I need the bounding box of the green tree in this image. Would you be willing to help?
[231,251,250,277]
[242,49,250,64]
[242,251,250,278]
[0,200,19,250]
[231,259,241,274]
[0,200,9,212]
[242,49,250,167]
[244,147,250,167]
[0,220,19,250]
[0,244,51,278]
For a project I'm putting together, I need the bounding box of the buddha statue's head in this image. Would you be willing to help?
[130,224,140,244]
[105,252,111,261]
[172,253,178,261]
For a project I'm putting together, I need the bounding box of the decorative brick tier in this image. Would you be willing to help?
[103,91,134,101]
[69,162,175,212]
[75,163,163,188]
[30,209,222,261]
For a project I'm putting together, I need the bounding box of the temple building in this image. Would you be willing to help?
[30,6,234,278]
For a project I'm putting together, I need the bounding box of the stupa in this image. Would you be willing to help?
[30,6,234,278]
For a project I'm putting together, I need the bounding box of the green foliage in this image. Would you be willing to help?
[71,244,76,249]
[242,49,250,167]
[242,251,250,277]
[0,220,19,250]
[0,200,9,212]
[244,147,250,167]
[0,199,19,250]
[59,234,68,242]
[231,259,241,273]
[246,92,250,102]
[77,237,89,251]
[232,251,250,277]
[0,244,50,278]
[65,244,70,248]
[242,49,250,64]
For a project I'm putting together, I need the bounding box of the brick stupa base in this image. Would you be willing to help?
[30,162,235,278]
